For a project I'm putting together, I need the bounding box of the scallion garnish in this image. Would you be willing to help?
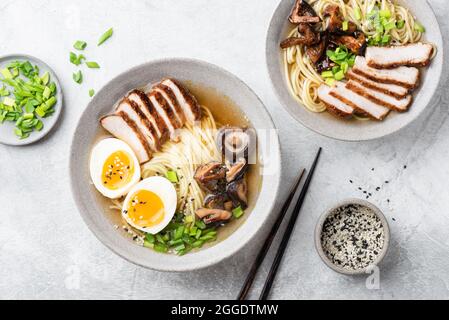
[74,40,87,51]
[166,170,179,183]
[86,61,100,69]
[98,28,113,46]
[232,206,245,219]
[89,89,95,97]
[73,70,83,84]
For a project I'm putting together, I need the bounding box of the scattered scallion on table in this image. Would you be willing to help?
[98,28,113,46]
[73,40,87,51]
[0,60,58,139]
[85,61,100,69]
[73,70,83,84]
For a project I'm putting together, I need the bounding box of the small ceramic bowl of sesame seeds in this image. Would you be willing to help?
[315,199,390,275]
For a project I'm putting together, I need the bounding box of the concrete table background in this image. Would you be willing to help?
[0,0,448,300]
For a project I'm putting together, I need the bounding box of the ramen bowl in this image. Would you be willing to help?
[70,58,281,271]
[266,0,443,141]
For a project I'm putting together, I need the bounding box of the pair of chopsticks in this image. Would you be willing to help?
[237,147,322,300]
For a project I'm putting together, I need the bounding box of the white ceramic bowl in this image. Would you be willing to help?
[70,58,281,271]
[266,0,444,141]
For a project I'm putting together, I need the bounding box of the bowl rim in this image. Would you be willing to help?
[0,53,64,146]
[265,0,444,142]
[314,198,390,275]
[69,57,282,271]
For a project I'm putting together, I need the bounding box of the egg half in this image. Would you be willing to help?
[122,177,177,235]
[90,138,141,199]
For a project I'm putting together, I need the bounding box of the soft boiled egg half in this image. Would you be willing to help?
[122,177,177,234]
[90,138,141,199]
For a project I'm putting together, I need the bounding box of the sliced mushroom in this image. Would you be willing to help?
[281,24,320,49]
[196,208,232,225]
[194,162,227,193]
[324,5,357,34]
[306,33,328,64]
[216,126,254,164]
[204,193,229,210]
[226,158,248,183]
[227,178,248,210]
[331,32,367,55]
[289,0,320,24]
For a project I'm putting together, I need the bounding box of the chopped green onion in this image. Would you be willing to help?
[195,220,207,230]
[325,78,335,86]
[145,233,155,244]
[232,206,245,219]
[73,70,83,84]
[35,120,43,131]
[334,70,345,81]
[166,170,179,183]
[379,9,391,19]
[1,69,13,79]
[0,86,10,97]
[184,216,194,224]
[89,89,95,97]
[414,22,425,33]
[86,61,100,69]
[342,20,349,31]
[381,34,391,44]
[354,7,362,21]
[3,97,15,107]
[321,71,334,78]
[41,72,50,85]
[74,40,87,50]
[143,240,154,249]
[43,86,51,99]
[70,52,85,66]
[154,243,168,253]
[396,20,405,29]
[98,28,114,46]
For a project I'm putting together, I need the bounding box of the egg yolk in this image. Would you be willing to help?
[102,151,135,190]
[125,190,165,228]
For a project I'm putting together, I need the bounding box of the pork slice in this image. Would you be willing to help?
[353,56,420,89]
[161,78,202,124]
[153,83,186,126]
[346,80,412,112]
[116,99,160,152]
[148,91,181,142]
[127,89,168,140]
[366,43,433,69]
[317,84,354,118]
[329,82,390,120]
[100,114,151,164]
[347,70,409,99]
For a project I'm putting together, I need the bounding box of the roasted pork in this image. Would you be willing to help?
[317,84,354,118]
[365,43,433,69]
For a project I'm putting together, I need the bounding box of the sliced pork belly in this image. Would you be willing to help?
[346,80,412,112]
[153,83,186,125]
[366,43,433,69]
[100,114,151,163]
[353,56,419,89]
[347,70,409,99]
[317,84,354,118]
[161,79,202,124]
[116,99,160,152]
[329,82,390,120]
[148,91,181,142]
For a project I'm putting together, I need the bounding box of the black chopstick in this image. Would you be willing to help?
[237,169,306,300]
[259,147,322,300]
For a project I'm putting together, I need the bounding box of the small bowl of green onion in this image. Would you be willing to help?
[0,54,62,146]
